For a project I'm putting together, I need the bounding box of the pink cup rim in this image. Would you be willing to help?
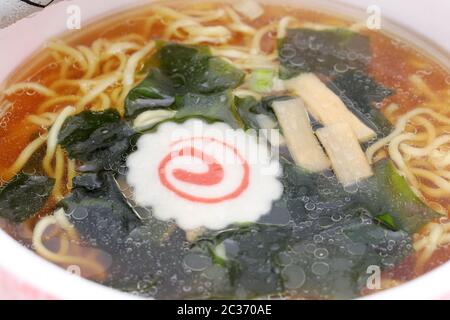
[0,0,449,300]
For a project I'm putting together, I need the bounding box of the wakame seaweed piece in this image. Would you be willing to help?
[58,111,136,171]
[174,91,242,128]
[124,68,176,118]
[62,172,141,248]
[278,28,371,79]
[58,109,121,148]
[158,43,245,94]
[234,96,260,130]
[356,160,440,234]
[124,44,246,120]
[235,95,292,130]
[191,225,292,298]
[0,173,54,223]
[107,221,194,299]
[280,157,317,197]
[191,212,411,299]
[64,172,193,299]
[328,70,394,137]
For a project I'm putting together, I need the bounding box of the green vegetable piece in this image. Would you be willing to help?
[58,109,120,148]
[124,68,176,118]
[61,172,141,248]
[159,43,245,94]
[278,28,370,79]
[125,43,246,122]
[175,91,242,128]
[62,172,189,298]
[0,173,54,223]
[58,109,135,171]
[375,213,397,230]
[250,69,274,93]
[359,160,440,234]
[191,214,411,299]
[235,95,291,130]
[328,70,394,137]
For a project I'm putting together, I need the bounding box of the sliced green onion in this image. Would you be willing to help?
[250,68,274,93]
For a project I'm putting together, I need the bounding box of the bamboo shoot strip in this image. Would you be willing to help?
[273,98,331,172]
[285,73,376,142]
[232,0,265,20]
[316,122,373,186]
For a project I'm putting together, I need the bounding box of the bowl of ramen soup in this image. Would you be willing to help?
[1,0,450,300]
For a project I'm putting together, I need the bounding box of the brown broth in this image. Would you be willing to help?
[0,0,449,298]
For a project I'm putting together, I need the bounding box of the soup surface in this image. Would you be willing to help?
[0,0,449,299]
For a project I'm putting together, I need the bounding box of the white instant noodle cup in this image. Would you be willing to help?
[0,0,449,300]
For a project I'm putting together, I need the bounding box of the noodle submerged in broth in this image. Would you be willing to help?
[0,0,449,299]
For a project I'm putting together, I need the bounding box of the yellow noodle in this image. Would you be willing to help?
[384,103,399,119]
[47,42,88,71]
[211,47,252,59]
[57,234,71,255]
[75,73,120,111]
[435,170,450,180]
[49,50,62,62]
[37,95,79,113]
[366,107,450,163]
[186,35,231,45]
[388,133,422,192]
[224,6,242,24]
[59,57,71,79]
[119,42,155,111]
[411,168,450,194]
[416,223,444,270]
[122,42,155,88]
[231,60,277,70]
[229,23,257,35]
[4,134,48,181]
[152,5,188,20]
[419,185,450,199]
[106,42,142,55]
[143,16,162,37]
[251,23,276,55]
[77,45,99,79]
[110,86,123,106]
[4,83,56,97]
[101,57,119,74]
[409,74,439,102]
[66,159,76,192]
[400,135,450,157]
[114,33,146,44]
[52,146,65,201]
[49,79,90,92]
[54,207,78,239]
[93,92,111,111]
[110,52,128,72]
[184,25,231,39]
[430,150,450,169]
[92,38,109,56]
[164,19,199,39]
[224,6,256,34]
[428,201,447,216]
[412,116,437,145]
[277,16,297,39]
[43,106,75,176]
[27,113,57,127]
[181,8,226,22]
[32,209,105,275]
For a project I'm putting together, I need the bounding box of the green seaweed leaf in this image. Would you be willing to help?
[0,173,54,223]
